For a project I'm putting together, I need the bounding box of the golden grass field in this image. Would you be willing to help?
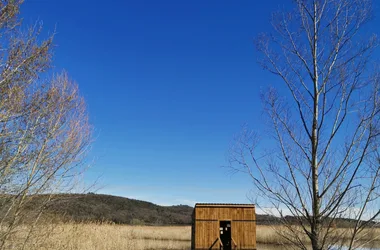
[5,224,190,250]
[5,223,380,250]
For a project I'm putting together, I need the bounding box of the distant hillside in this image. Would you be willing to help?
[39,194,272,225]
[2,193,374,227]
[22,193,194,225]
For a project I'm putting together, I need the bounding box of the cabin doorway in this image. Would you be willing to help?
[219,220,231,250]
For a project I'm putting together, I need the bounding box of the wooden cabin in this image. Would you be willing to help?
[191,203,256,250]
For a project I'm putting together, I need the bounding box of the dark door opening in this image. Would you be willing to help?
[219,221,231,250]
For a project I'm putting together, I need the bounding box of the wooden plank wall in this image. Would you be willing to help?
[194,206,256,249]
[195,220,219,249]
[231,221,256,249]
[195,206,255,220]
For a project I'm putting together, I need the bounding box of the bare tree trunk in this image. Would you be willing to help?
[311,2,321,249]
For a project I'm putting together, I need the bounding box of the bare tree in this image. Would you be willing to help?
[0,1,92,249]
[228,0,380,249]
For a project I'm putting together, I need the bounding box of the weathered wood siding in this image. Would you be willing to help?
[192,204,256,250]
[194,220,219,249]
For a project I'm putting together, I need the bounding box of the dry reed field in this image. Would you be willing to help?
[12,224,191,250]
[256,225,380,246]
[4,223,380,249]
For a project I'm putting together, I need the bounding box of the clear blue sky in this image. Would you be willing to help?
[20,1,380,206]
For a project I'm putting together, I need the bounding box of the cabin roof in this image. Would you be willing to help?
[194,203,255,208]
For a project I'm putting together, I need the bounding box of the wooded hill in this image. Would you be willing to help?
[2,193,376,227]
[37,193,192,225]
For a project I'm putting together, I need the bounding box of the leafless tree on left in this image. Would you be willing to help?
[0,1,92,249]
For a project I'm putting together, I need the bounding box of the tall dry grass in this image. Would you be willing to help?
[2,223,380,249]
[2,223,191,250]
[256,225,380,245]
